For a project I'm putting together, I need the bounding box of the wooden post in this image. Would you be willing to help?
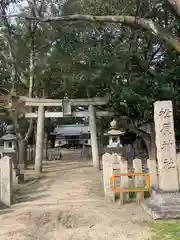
[18,139,26,182]
[133,158,144,203]
[102,153,118,202]
[35,105,45,174]
[147,159,158,188]
[89,104,100,169]
[177,153,180,187]
[119,159,129,203]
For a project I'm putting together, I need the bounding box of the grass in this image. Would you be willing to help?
[151,220,180,240]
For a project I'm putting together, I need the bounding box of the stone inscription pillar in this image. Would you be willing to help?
[154,101,179,191]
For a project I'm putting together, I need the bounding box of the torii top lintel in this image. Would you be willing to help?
[19,96,108,107]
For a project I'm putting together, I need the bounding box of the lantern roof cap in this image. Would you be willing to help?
[0,124,17,141]
[104,119,125,136]
[1,133,18,141]
[104,129,125,136]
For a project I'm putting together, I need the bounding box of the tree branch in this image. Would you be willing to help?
[131,55,157,78]
[25,14,180,53]
[119,119,150,139]
[165,0,180,18]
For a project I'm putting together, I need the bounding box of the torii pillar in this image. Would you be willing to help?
[89,105,100,170]
[35,105,45,173]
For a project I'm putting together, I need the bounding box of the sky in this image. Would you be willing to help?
[7,1,27,15]
[7,0,66,18]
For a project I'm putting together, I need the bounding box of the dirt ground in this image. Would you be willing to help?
[0,150,153,240]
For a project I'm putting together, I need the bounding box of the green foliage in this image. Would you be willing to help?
[1,0,180,131]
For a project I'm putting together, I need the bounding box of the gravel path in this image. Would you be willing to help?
[0,156,153,240]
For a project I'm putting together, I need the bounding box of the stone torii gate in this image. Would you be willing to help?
[20,96,113,173]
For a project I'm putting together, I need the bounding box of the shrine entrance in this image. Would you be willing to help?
[20,96,113,173]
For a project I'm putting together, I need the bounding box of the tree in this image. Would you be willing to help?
[47,0,180,159]
[0,0,72,170]
[2,0,180,161]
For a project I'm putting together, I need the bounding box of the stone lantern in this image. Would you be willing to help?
[0,125,19,184]
[104,119,125,148]
[1,125,18,151]
[103,120,127,202]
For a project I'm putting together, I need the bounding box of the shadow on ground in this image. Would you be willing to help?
[0,202,13,215]
[43,165,93,174]
[13,175,54,204]
[15,194,50,203]
[14,160,93,204]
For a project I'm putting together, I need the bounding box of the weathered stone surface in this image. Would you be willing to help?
[102,153,116,202]
[142,187,180,219]
[0,150,19,185]
[0,156,12,206]
[142,101,180,219]
[154,101,179,191]
[102,152,129,202]
[106,146,127,159]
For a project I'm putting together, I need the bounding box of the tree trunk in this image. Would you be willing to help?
[141,127,156,160]
[127,122,157,160]
[24,21,36,164]
[18,138,27,170]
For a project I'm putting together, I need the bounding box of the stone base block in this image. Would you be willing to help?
[141,187,180,219]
